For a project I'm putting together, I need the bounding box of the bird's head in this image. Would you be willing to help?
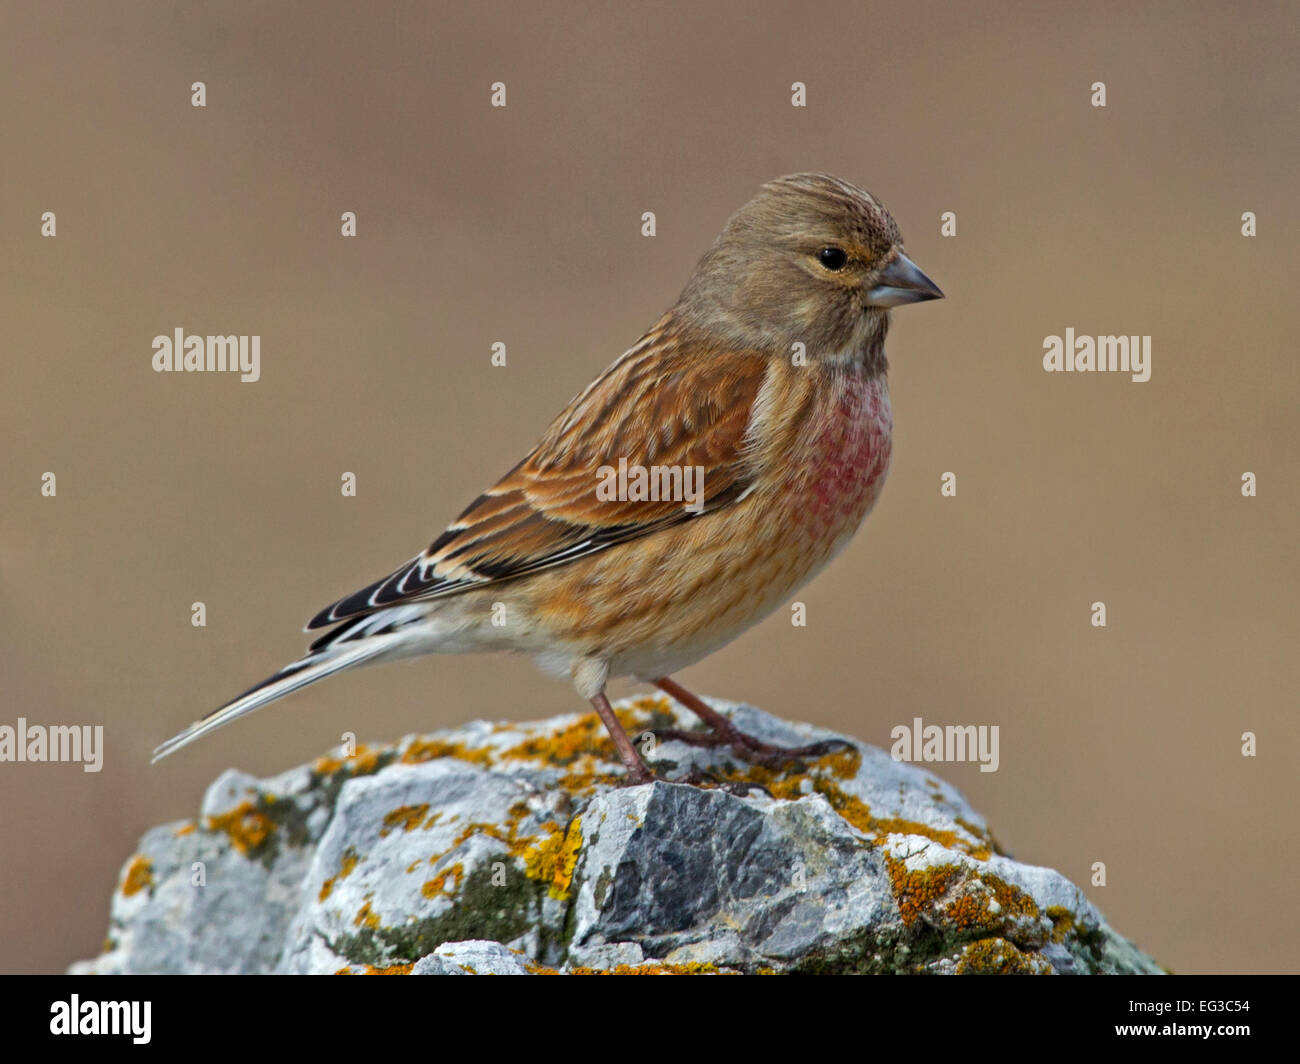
[676,172,942,365]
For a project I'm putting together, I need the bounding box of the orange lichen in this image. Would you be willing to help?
[402,738,494,766]
[352,747,383,775]
[319,847,361,901]
[354,900,380,929]
[340,962,413,975]
[569,962,727,975]
[882,851,1039,943]
[415,819,511,884]
[206,801,274,856]
[121,855,154,897]
[315,743,385,777]
[944,891,992,932]
[422,862,465,898]
[881,856,960,926]
[720,756,991,860]
[380,804,430,837]
[983,874,1039,922]
[173,822,196,837]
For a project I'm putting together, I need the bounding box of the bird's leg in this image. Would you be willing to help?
[589,691,770,793]
[590,691,657,785]
[652,676,853,767]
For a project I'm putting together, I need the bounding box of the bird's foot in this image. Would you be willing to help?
[617,762,659,787]
[666,766,773,797]
[657,725,854,770]
[614,760,771,796]
[651,676,855,770]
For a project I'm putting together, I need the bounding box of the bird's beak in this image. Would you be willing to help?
[865,250,944,308]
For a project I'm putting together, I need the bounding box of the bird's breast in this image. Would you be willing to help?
[780,370,893,546]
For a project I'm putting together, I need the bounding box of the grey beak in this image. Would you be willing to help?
[865,250,944,308]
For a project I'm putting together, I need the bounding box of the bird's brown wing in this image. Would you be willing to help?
[307,326,769,632]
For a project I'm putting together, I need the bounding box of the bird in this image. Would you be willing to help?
[152,173,943,784]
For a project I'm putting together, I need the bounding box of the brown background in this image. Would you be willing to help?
[2,0,1296,974]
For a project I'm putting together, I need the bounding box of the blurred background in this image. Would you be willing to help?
[1,0,1296,974]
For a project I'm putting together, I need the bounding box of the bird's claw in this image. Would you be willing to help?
[658,726,855,769]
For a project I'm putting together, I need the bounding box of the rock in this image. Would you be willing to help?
[70,696,1163,975]
[408,940,533,975]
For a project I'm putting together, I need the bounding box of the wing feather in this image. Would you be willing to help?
[307,321,768,631]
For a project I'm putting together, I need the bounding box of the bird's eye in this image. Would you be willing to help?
[817,247,848,271]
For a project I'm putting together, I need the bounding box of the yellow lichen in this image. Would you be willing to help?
[315,743,385,777]
[347,962,412,975]
[569,962,727,975]
[206,801,274,856]
[820,746,862,780]
[121,855,154,897]
[173,822,196,837]
[353,900,380,929]
[319,847,361,901]
[380,804,430,837]
[882,852,1039,941]
[354,747,385,774]
[402,738,494,766]
[504,715,618,766]
[719,756,992,860]
[422,862,465,898]
[408,799,585,903]
[521,817,583,900]
[954,817,1001,857]
[501,708,653,796]
[955,937,1049,975]
[1046,906,1076,943]
[417,820,511,882]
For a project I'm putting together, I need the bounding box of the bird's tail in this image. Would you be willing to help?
[150,639,394,763]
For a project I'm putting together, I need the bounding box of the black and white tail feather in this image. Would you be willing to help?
[152,312,762,764]
[150,602,432,763]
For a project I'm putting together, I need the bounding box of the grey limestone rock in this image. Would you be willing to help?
[70,697,1162,975]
